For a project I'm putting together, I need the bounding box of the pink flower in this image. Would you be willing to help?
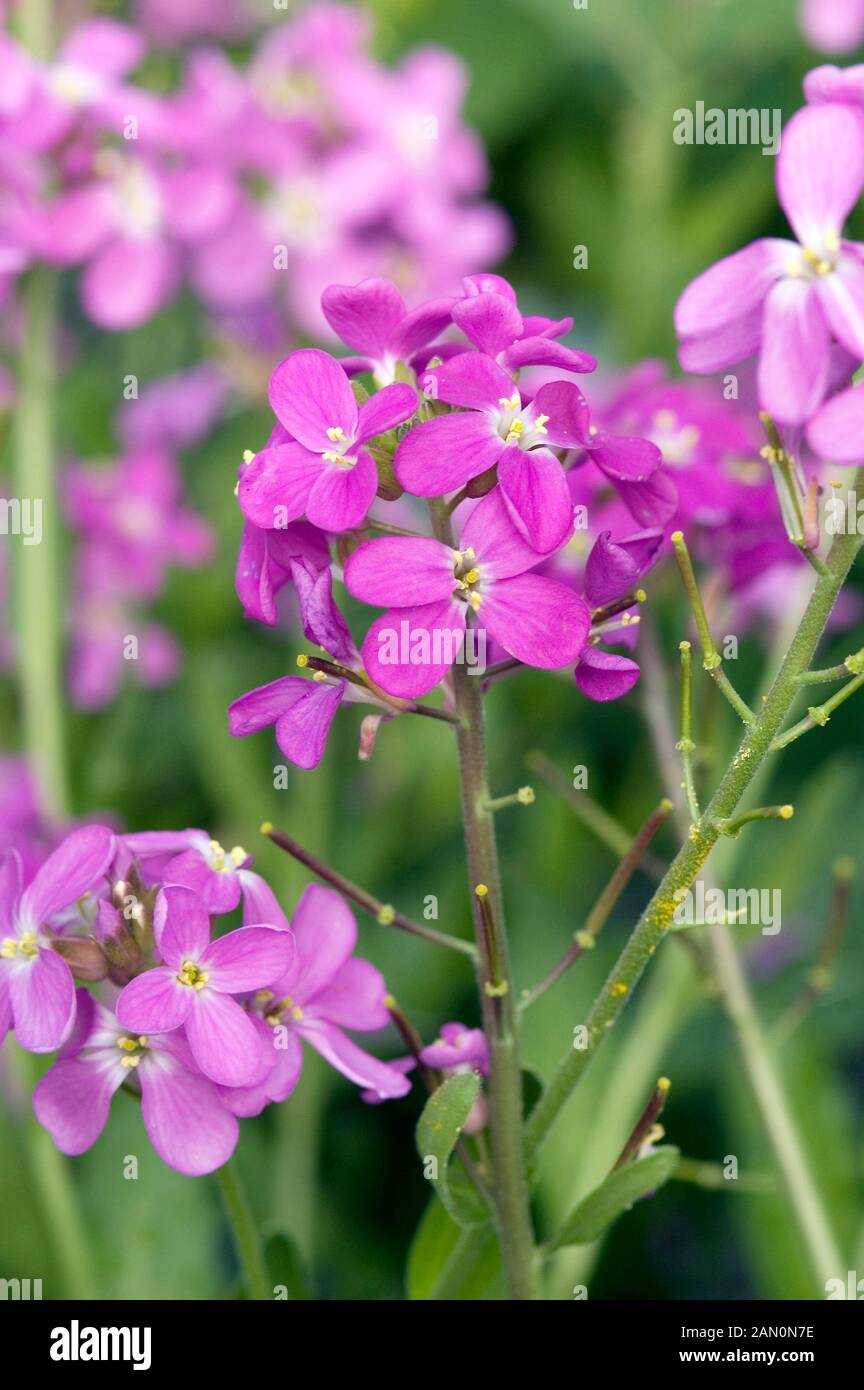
[419,1021,489,1075]
[450,272,596,375]
[397,354,660,553]
[344,489,591,699]
[234,518,330,626]
[121,828,265,915]
[237,349,417,532]
[219,883,411,1115]
[33,990,239,1176]
[675,103,864,425]
[115,885,295,1087]
[0,826,115,1053]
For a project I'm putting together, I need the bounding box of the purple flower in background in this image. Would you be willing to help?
[345,489,591,699]
[800,0,864,54]
[237,349,417,532]
[67,542,180,709]
[117,365,228,452]
[0,826,115,1052]
[34,990,239,1176]
[219,883,411,1115]
[115,885,295,1086]
[65,449,213,603]
[675,103,864,424]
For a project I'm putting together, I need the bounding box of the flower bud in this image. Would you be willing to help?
[49,934,109,982]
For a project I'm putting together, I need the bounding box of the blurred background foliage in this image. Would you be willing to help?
[2,0,863,1300]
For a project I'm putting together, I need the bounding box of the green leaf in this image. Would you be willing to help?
[415,1073,485,1227]
[550,1147,680,1249]
[264,1231,312,1301]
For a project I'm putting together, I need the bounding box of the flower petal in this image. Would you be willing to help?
[274,681,345,770]
[229,675,314,736]
[298,1018,412,1098]
[268,349,358,451]
[344,536,454,607]
[584,530,663,609]
[158,885,212,966]
[777,104,864,250]
[451,290,524,356]
[459,487,548,579]
[814,253,864,359]
[356,383,418,443]
[420,351,516,410]
[0,850,23,937]
[287,883,358,1002]
[590,435,662,482]
[307,956,390,1031]
[81,237,175,331]
[140,1049,239,1176]
[496,446,574,553]
[530,380,592,447]
[20,825,115,929]
[394,411,502,496]
[203,925,295,993]
[758,277,830,424]
[115,966,192,1033]
[33,1055,121,1155]
[237,444,323,530]
[677,309,764,373]
[361,600,466,699]
[163,850,241,915]
[185,989,270,1087]
[320,278,406,357]
[502,337,596,373]
[574,647,641,702]
[674,240,790,337]
[806,382,864,462]
[9,949,76,1053]
[305,449,377,531]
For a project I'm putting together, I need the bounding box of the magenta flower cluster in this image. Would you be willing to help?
[1,823,418,1175]
[228,271,677,767]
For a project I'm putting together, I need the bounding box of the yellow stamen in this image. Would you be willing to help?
[177,960,209,990]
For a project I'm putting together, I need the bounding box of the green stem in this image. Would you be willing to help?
[451,662,538,1298]
[428,499,537,1300]
[215,1159,270,1301]
[770,670,864,751]
[263,825,476,958]
[12,268,70,821]
[525,489,864,1210]
[676,640,700,821]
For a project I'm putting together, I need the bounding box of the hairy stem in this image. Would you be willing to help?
[428,499,537,1299]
